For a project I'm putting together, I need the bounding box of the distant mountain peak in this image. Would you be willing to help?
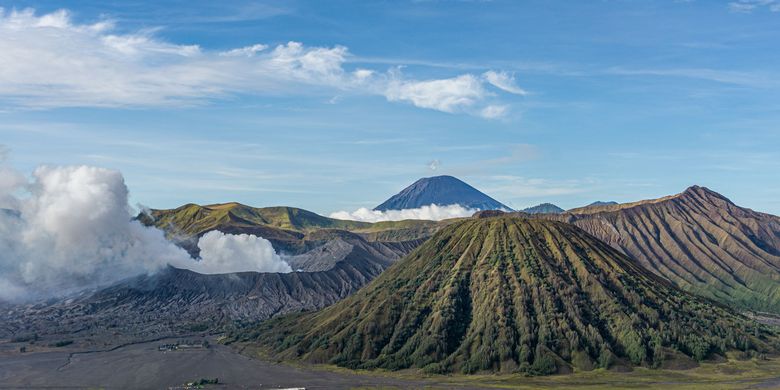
[680,185,730,202]
[522,203,564,214]
[374,175,510,211]
[587,201,618,207]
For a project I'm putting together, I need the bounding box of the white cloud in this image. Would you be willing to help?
[428,159,441,171]
[728,0,780,13]
[480,104,508,119]
[188,231,292,274]
[385,74,487,113]
[329,204,477,222]
[0,8,525,117]
[483,71,527,95]
[0,161,294,301]
[219,43,268,57]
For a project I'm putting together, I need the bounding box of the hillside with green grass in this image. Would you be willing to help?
[139,202,448,243]
[140,202,369,235]
[235,216,779,375]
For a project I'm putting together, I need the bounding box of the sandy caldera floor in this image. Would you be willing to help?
[0,336,458,390]
[4,336,780,390]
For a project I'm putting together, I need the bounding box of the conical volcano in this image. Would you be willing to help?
[374,175,509,211]
[240,216,778,374]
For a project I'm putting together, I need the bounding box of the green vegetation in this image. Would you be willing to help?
[232,216,779,375]
[140,202,369,236]
[11,333,37,343]
[182,377,219,388]
[352,219,452,242]
[338,355,780,389]
[50,340,73,347]
[189,377,218,385]
[187,323,210,332]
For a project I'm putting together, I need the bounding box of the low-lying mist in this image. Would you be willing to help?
[329,204,478,222]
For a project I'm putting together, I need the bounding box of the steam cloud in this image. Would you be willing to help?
[188,231,292,274]
[0,163,291,302]
[329,204,478,222]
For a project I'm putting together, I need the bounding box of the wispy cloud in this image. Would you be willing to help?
[481,144,540,165]
[611,149,780,171]
[218,44,269,57]
[438,144,541,176]
[106,2,294,25]
[0,8,523,118]
[606,67,780,88]
[480,105,509,119]
[481,175,592,200]
[483,71,528,95]
[427,159,441,171]
[728,0,780,13]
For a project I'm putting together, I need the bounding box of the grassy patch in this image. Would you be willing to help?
[49,340,73,348]
[239,343,780,389]
[359,357,780,389]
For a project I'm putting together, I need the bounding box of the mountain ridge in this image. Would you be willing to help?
[522,203,564,214]
[566,186,726,215]
[139,202,447,256]
[537,185,780,313]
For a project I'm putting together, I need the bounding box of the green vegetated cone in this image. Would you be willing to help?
[240,215,780,375]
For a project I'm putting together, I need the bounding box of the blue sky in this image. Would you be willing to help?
[1,0,779,215]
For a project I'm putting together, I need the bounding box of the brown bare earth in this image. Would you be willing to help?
[537,186,780,313]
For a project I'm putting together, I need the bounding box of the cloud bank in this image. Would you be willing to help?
[0,8,524,117]
[329,204,478,222]
[0,162,292,302]
[189,231,292,274]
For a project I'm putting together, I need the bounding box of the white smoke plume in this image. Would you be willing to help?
[187,231,292,274]
[329,204,478,222]
[0,165,190,301]
[0,162,291,302]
